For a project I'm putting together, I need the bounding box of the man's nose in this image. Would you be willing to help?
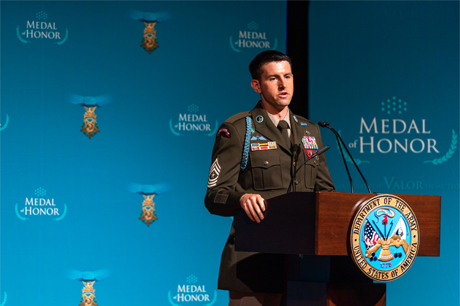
[279,78,287,88]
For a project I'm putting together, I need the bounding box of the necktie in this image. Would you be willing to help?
[277,120,290,146]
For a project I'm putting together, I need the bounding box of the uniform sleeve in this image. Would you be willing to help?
[204,122,246,216]
[313,126,336,192]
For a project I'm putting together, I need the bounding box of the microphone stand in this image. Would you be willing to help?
[319,121,372,193]
[288,145,330,193]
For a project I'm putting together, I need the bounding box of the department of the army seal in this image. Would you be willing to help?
[350,194,420,282]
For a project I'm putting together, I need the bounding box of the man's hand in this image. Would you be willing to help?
[239,193,266,223]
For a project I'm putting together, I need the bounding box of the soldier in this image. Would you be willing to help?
[205,50,335,306]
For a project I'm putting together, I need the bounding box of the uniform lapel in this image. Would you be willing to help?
[251,102,292,154]
[290,112,303,147]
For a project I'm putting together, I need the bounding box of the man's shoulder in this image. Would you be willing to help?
[291,113,322,135]
[292,113,316,126]
[224,111,252,125]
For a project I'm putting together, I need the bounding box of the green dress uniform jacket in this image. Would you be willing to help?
[205,102,335,293]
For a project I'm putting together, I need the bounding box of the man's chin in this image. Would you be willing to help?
[261,99,291,112]
[276,100,291,107]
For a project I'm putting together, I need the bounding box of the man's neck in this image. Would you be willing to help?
[260,101,289,120]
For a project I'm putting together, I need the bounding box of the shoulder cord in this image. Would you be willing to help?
[240,116,252,171]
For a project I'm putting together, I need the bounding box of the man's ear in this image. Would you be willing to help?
[251,79,261,94]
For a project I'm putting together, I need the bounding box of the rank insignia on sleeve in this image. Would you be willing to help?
[301,122,308,126]
[251,142,277,151]
[302,136,318,149]
[207,158,221,188]
[216,127,231,138]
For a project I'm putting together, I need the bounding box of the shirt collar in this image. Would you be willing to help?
[266,109,291,129]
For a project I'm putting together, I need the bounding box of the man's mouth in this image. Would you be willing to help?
[279,92,289,98]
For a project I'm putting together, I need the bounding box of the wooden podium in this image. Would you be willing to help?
[234,192,441,306]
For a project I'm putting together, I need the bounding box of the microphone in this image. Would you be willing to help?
[318,121,371,193]
[288,145,330,193]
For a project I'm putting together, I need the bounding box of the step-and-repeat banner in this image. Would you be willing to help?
[0,1,286,305]
[309,1,459,305]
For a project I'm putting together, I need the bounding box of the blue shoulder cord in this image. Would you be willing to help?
[240,116,252,171]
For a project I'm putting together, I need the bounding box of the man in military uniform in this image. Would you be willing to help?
[205,51,335,306]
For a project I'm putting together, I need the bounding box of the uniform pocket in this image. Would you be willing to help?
[250,153,283,191]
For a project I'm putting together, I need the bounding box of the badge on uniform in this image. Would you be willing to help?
[306,149,315,157]
[302,136,318,149]
[250,135,267,141]
[216,127,230,138]
[251,142,277,151]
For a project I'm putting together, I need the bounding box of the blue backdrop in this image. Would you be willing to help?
[0,1,286,305]
[309,1,459,305]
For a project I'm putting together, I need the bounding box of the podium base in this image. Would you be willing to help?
[286,281,386,306]
[283,255,386,306]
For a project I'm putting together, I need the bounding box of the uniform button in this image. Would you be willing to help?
[293,162,296,166]
[264,161,269,166]
[295,180,299,185]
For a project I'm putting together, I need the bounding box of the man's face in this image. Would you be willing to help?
[251,61,294,112]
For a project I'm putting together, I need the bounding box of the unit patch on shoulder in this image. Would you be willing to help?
[216,127,231,138]
[251,142,277,151]
[302,136,318,149]
[207,158,221,188]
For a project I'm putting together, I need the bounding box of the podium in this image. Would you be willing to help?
[234,192,441,306]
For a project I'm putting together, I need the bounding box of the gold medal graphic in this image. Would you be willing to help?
[67,269,109,306]
[139,194,158,226]
[69,94,111,139]
[140,22,159,54]
[80,281,98,306]
[81,106,99,139]
[130,10,170,54]
[128,183,170,227]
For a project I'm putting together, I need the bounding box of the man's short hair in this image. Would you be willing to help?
[249,50,292,80]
